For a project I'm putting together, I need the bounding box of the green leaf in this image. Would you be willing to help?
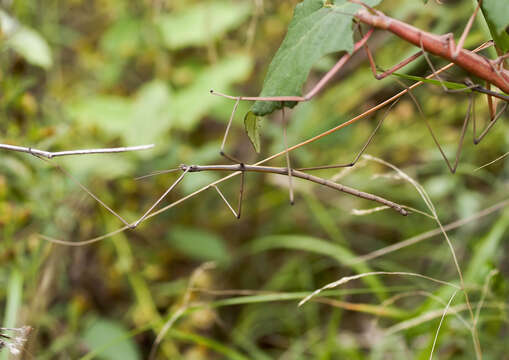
[391,73,471,90]
[480,0,509,52]
[157,1,251,50]
[0,10,53,69]
[167,227,231,265]
[243,111,261,153]
[250,0,381,117]
[82,318,141,360]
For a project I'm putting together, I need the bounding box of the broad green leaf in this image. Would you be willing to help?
[480,0,509,52]
[0,10,52,69]
[250,0,381,118]
[244,111,261,153]
[167,227,231,265]
[82,318,141,360]
[157,1,251,50]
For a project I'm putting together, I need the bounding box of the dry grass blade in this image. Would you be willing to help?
[352,199,509,264]
[361,154,481,359]
[298,271,459,307]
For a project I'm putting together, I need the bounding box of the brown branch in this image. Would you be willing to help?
[355,8,509,94]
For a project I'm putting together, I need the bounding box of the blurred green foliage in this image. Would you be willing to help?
[1,0,509,359]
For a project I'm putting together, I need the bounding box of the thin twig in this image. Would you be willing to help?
[0,144,154,158]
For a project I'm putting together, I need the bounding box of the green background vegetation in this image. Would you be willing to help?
[1,0,509,358]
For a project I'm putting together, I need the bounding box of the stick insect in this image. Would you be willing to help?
[34,56,474,245]
[16,0,509,245]
[210,0,509,206]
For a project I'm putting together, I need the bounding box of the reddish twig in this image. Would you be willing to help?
[354,8,509,93]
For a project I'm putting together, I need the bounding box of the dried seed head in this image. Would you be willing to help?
[0,326,31,356]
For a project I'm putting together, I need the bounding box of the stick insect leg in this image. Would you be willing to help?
[363,41,423,80]
[485,81,495,121]
[297,99,399,171]
[451,0,482,59]
[33,155,133,228]
[211,169,245,219]
[403,79,472,174]
[130,167,189,229]
[418,38,509,169]
[472,93,509,144]
[282,107,295,205]
[492,53,509,90]
[220,97,243,164]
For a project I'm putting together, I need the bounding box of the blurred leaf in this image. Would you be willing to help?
[250,235,387,299]
[481,0,509,52]
[0,10,52,69]
[169,329,249,360]
[464,210,509,284]
[82,318,141,360]
[69,95,132,136]
[157,1,251,50]
[69,80,171,145]
[250,0,381,117]
[167,227,231,265]
[0,268,23,360]
[243,111,261,153]
[60,154,135,180]
[173,55,252,130]
[100,18,142,57]
[125,80,172,145]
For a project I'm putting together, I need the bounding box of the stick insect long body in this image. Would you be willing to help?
[15,1,508,244]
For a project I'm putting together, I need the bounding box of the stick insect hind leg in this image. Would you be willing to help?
[417,37,509,173]
[27,152,190,231]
